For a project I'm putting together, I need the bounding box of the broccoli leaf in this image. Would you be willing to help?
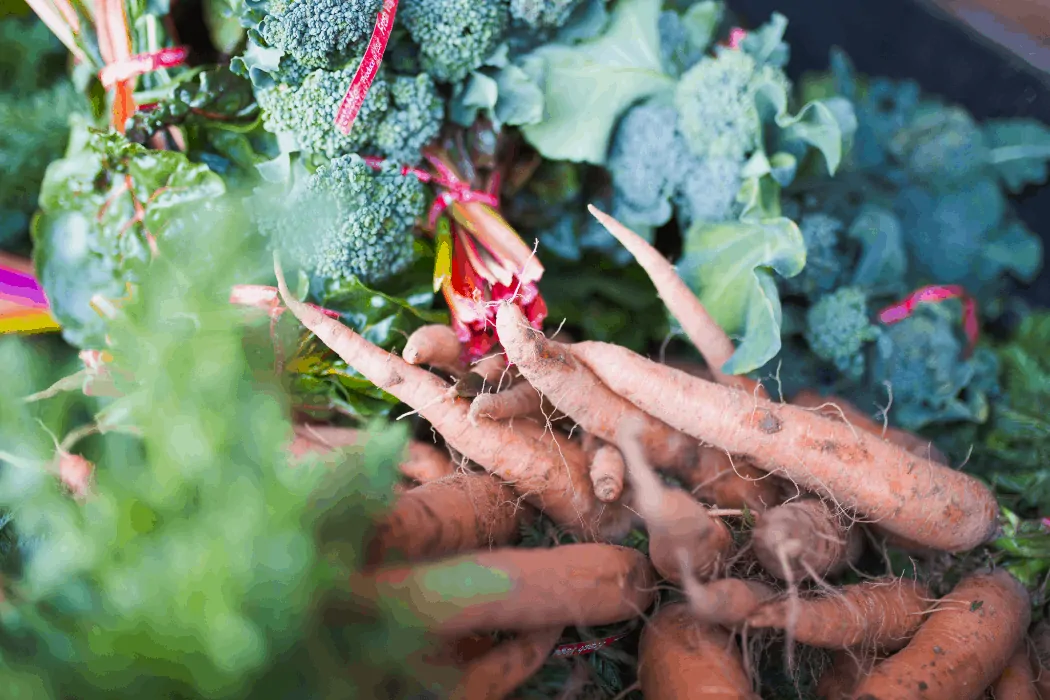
[518,0,675,164]
[754,78,853,176]
[983,118,1050,193]
[677,215,806,374]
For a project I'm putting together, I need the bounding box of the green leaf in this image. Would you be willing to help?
[847,205,907,296]
[740,11,788,67]
[983,118,1050,193]
[494,64,545,127]
[203,0,246,54]
[677,216,806,374]
[519,0,676,164]
[450,71,499,128]
[679,1,723,55]
[754,78,852,175]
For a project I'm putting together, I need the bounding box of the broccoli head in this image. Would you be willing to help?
[783,213,848,300]
[509,0,585,29]
[401,0,510,83]
[255,0,382,70]
[674,48,791,161]
[804,286,879,380]
[255,62,443,163]
[266,154,426,286]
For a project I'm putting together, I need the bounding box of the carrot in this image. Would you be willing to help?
[468,353,512,387]
[275,258,617,536]
[1029,620,1050,700]
[751,497,861,582]
[570,340,1000,553]
[403,323,468,377]
[618,418,733,585]
[468,379,543,426]
[816,651,880,700]
[673,445,784,512]
[368,471,527,565]
[747,578,929,650]
[791,389,947,465]
[589,443,626,503]
[356,543,656,636]
[587,204,761,396]
[639,602,759,700]
[496,301,696,472]
[991,646,1038,700]
[853,569,1031,700]
[449,626,563,700]
[289,424,455,483]
[681,577,776,629]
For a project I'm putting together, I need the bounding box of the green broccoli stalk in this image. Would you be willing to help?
[400,0,510,83]
[250,0,384,71]
[262,154,426,288]
[803,286,879,381]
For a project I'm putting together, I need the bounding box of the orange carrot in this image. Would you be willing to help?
[673,445,784,512]
[747,578,929,650]
[1029,620,1050,700]
[791,389,947,465]
[357,543,656,636]
[570,340,1000,553]
[404,324,467,377]
[751,498,862,582]
[639,602,759,700]
[589,443,626,503]
[449,626,563,700]
[681,577,776,629]
[992,646,1039,700]
[468,380,543,425]
[853,569,1031,700]
[496,302,696,471]
[587,204,761,396]
[289,424,455,483]
[816,651,880,700]
[619,418,733,585]
[275,258,617,536]
[368,471,527,565]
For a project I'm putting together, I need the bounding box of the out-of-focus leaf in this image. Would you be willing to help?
[889,104,989,186]
[677,216,805,374]
[846,205,907,296]
[519,0,675,164]
[740,10,788,68]
[983,118,1050,193]
[754,78,853,176]
[203,0,246,54]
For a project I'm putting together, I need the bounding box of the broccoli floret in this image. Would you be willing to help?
[804,287,879,380]
[267,154,426,286]
[674,156,742,228]
[255,0,382,70]
[870,304,998,429]
[255,63,443,163]
[674,48,792,161]
[401,0,509,83]
[784,213,847,299]
[509,0,585,29]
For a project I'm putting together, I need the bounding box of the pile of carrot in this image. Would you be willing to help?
[273,207,1042,699]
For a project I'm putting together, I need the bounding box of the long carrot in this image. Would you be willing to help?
[570,340,1000,553]
[681,577,776,629]
[496,301,696,471]
[618,417,733,585]
[751,498,861,582]
[289,424,456,483]
[587,204,761,396]
[468,380,543,425]
[356,543,656,636]
[853,569,1031,700]
[449,627,563,700]
[368,471,527,565]
[275,257,617,536]
[991,645,1039,700]
[404,324,467,377]
[747,578,929,650]
[589,443,626,503]
[791,389,947,465]
[639,602,759,700]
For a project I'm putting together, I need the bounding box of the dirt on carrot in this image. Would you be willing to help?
[618,417,734,585]
[403,323,468,377]
[639,602,759,700]
[589,443,626,503]
[852,569,1030,700]
[356,543,656,636]
[570,340,1000,553]
[751,498,862,582]
[276,258,621,538]
[681,577,776,629]
[367,471,528,566]
[747,578,929,651]
[449,626,563,700]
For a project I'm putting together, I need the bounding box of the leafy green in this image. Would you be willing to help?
[983,118,1050,193]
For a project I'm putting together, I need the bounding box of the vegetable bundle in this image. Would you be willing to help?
[3,0,1050,697]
